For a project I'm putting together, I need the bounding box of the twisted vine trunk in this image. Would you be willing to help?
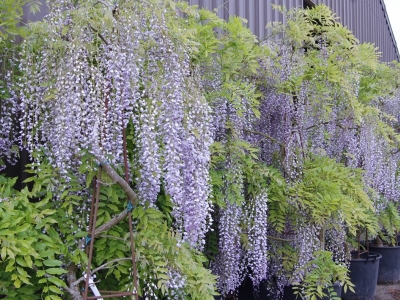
[66,263,84,300]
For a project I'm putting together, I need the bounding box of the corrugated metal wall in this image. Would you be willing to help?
[187,0,400,62]
[189,0,302,39]
[314,0,399,62]
[21,1,400,62]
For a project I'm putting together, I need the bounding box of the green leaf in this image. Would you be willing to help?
[86,172,95,188]
[6,259,15,272]
[41,209,57,216]
[5,28,19,35]
[49,285,63,294]
[24,255,33,268]
[74,231,88,238]
[6,248,15,259]
[43,259,63,267]
[14,278,21,288]
[16,258,28,267]
[45,268,67,275]
[18,274,32,285]
[1,246,7,260]
[16,267,29,277]
[47,276,66,287]
[61,26,68,36]
[15,223,31,233]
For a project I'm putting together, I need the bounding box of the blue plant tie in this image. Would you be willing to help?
[96,161,109,167]
[85,236,92,246]
[126,202,135,212]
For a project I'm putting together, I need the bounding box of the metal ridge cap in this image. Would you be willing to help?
[380,0,400,61]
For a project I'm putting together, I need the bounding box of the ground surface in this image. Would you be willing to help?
[375,284,400,300]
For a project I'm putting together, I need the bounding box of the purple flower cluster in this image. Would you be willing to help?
[292,223,321,283]
[213,202,243,296]
[14,0,214,250]
[0,69,20,169]
[244,190,269,287]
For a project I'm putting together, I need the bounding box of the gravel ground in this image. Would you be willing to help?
[375,284,400,300]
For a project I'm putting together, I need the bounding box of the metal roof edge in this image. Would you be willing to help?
[380,0,400,61]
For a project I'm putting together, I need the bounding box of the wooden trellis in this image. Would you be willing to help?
[82,129,139,300]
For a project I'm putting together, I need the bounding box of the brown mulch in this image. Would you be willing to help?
[389,289,400,299]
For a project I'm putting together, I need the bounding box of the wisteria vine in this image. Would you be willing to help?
[1,2,400,300]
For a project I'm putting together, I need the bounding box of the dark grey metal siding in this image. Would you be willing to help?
[188,0,303,40]
[187,0,400,62]
[314,0,399,62]
[26,1,399,61]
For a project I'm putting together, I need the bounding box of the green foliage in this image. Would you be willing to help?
[209,138,283,207]
[260,166,288,234]
[289,155,378,237]
[268,240,299,281]
[132,207,217,299]
[0,0,41,42]
[2,1,400,299]
[0,174,67,299]
[292,250,354,300]
[378,202,400,246]
[267,4,400,146]
[175,2,264,116]
[1,150,218,298]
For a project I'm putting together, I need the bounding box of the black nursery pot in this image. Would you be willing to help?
[369,245,400,284]
[237,277,271,300]
[282,285,296,300]
[342,251,382,300]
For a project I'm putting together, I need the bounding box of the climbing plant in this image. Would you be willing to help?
[1,1,400,300]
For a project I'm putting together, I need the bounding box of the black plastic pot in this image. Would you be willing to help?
[369,245,400,284]
[342,251,382,300]
[282,286,296,300]
[237,277,271,300]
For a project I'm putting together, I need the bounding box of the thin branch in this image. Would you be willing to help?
[93,0,112,7]
[89,25,109,45]
[92,257,132,274]
[245,129,285,147]
[306,121,330,131]
[306,121,358,131]
[72,258,132,287]
[97,179,116,186]
[78,163,137,248]
[64,286,84,300]
[244,129,288,176]
[267,235,294,242]
[101,163,138,206]
[99,234,125,241]
[94,210,129,238]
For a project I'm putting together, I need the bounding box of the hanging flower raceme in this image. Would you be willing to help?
[16,0,213,248]
[213,202,243,296]
[244,190,269,288]
[0,70,20,170]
